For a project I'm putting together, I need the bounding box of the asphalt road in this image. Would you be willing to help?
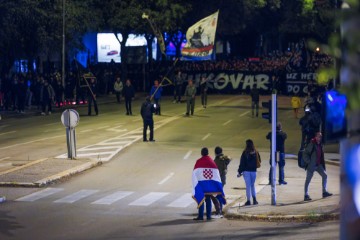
[0,95,339,239]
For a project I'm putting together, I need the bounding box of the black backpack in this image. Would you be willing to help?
[298,144,315,169]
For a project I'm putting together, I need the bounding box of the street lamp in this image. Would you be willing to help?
[62,0,66,89]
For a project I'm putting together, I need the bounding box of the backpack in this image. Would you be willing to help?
[298,144,315,169]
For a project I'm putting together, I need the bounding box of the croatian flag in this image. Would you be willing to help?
[192,155,226,208]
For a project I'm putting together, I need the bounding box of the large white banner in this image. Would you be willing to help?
[181,11,219,60]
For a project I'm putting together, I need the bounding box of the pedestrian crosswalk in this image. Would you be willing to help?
[15,188,238,208]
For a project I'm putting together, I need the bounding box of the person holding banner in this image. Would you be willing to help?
[184,79,196,116]
[150,80,162,115]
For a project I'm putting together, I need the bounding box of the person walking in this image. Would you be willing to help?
[192,147,226,221]
[213,146,231,217]
[173,70,183,103]
[150,80,163,115]
[184,79,196,116]
[123,79,135,115]
[113,76,123,103]
[291,93,301,118]
[303,132,333,201]
[266,122,288,185]
[200,76,208,108]
[237,139,261,206]
[140,96,156,142]
[250,85,260,117]
[40,79,55,115]
[87,78,98,116]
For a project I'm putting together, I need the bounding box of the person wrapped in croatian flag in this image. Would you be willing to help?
[192,147,226,220]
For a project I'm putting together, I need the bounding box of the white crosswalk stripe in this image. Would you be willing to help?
[16,188,63,202]
[16,188,201,208]
[167,193,194,208]
[54,190,98,203]
[91,191,133,205]
[129,192,169,206]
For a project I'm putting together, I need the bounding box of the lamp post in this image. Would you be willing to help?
[62,0,66,88]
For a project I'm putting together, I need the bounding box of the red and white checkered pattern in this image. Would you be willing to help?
[202,169,213,179]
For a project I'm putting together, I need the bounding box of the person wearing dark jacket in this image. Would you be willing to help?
[87,78,98,116]
[303,132,332,201]
[238,139,261,206]
[17,77,27,113]
[250,85,260,117]
[123,79,135,115]
[40,79,55,115]
[141,96,155,142]
[266,122,288,185]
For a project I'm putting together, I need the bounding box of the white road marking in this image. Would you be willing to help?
[75,152,114,157]
[78,146,120,151]
[91,191,133,205]
[202,133,211,141]
[223,120,232,126]
[80,129,93,133]
[158,172,175,185]
[239,111,250,117]
[0,131,16,136]
[45,123,59,126]
[54,190,98,203]
[16,188,63,202]
[97,126,110,130]
[0,135,63,150]
[0,124,10,129]
[167,193,194,208]
[0,157,10,162]
[183,151,192,160]
[129,192,169,206]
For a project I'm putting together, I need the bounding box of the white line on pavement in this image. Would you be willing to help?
[91,191,133,205]
[16,188,64,202]
[0,131,16,136]
[80,129,93,133]
[45,122,60,126]
[223,120,232,126]
[167,193,194,208]
[0,157,10,162]
[239,111,250,117]
[158,172,175,185]
[54,190,99,203]
[97,126,110,130]
[183,151,192,160]
[129,192,169,206]
[202,133,211,141]
[0,135,63,150]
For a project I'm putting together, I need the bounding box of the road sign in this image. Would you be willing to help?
[61,109,80,128]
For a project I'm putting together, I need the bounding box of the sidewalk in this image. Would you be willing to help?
[225,158,340,222]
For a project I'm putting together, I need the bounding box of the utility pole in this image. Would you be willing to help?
[62,0,66,88]
[339,3,360,240]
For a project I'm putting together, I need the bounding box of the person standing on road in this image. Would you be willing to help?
[113,76,123,103]
[123,79,135,115]
[40,79,55,115]
[266,122,288,185]
[213,146,231,217]
[184,79,196,116]
[192,147,226,221]
[237,139,261,206]
[303,132,333,201]
[140,96,156,142]
[87,77,98,116]
[291,93,301,119]
[200,76,208,108]
[250,84,259,117]
[150,80,163,115]
[173,70,183,103]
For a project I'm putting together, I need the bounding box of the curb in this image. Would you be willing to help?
[0,161,102,188]
[225,212,339,223]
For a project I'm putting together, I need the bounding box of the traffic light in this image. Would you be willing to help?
[262,100,272,123]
